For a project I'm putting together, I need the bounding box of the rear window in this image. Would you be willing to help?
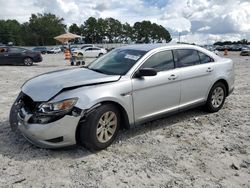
[198,51,214,64]
[9,47,26,53]
[175,49,200,67]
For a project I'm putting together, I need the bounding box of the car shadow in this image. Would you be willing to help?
[116,107,208,143]
[0,107,208,162]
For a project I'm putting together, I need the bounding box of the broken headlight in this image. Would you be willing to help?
[38,98,78,114]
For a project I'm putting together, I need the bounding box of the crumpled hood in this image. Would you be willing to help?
[22,68,120,101]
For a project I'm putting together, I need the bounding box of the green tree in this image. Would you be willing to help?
[105,18,122,43]
[69,23,81,35]
[83,17,98,43]
[96,18,108,43]
[122,22,133,43]
[0,20,23,45]
[133,21,171,43]
[28,13,66,45]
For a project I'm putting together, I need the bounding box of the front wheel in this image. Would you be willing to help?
[78,104,120,151]
[205,82,226,112]
[23,57,33,66]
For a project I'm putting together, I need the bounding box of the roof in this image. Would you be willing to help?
[118,43,197,52]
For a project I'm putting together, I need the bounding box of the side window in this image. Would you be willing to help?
[9,47,23,53]
[176,49,200,67]
[85,48,92,51]
[198,51,214,64]
[140,50,175,72]
[92,48,100,50]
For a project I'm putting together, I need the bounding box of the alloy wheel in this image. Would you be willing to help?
[211,87,224,108]
[24,58,33,66]
[96,111,117,143]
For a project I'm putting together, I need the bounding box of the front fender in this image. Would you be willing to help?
[50,80,134,125]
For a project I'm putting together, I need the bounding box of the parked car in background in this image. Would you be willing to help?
[204,46,219,55]
[47,47,61,54]
[73,47,107,57]
[9,44,234,150]
[0,46,42,66]
[33,47,47,54]
[240,48,250,56]
[71,44,95,52]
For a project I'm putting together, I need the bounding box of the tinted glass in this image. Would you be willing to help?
[88,49,146,75]
[9,47,25,53]
[198,51,214,64]
[92,48,100,50]
[141,50,174,72]
[176,49,200,67]
[85,48,92,51]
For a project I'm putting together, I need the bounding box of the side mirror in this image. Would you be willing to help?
[135,68,157,77]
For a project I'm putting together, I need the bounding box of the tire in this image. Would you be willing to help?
[78,104,120,151]
[23,57,33,66]
[9,103,19,132]
[205,82,226,112]
[98,53,103,57]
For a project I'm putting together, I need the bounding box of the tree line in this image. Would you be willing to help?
[69,17,171,44]
[214,39,250,46]
[0,13,66,46]
[0,13,172,46]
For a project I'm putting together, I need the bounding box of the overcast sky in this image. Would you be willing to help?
[0,0,249,44]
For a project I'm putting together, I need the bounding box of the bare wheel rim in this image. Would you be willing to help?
[96,111,117,143]
[211,87,224,108]
[24,58,32,66]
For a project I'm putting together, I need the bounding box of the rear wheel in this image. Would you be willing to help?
[205,82,226,112]
[78,104,120,151]
[23,57,33,66]
[98,53,103,57]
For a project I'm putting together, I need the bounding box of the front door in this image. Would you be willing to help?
[132,50,181,123]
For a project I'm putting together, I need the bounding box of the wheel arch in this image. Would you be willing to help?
[23,56,34,61]
[75,100,131,144]
[208,79,229,98]
[214,79,229,96]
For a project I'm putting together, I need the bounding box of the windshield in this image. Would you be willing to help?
[88,49,146,75]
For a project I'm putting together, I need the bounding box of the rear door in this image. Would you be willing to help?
[84,47,92,57]
[132,50,181,122]
[174,49,216,108]
[91,47,101,57]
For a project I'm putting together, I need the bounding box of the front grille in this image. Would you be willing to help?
[21,93,38,112]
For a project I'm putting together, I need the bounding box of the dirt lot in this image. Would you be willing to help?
[0,52,249,188]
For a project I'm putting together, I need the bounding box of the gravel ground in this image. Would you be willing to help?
[0,52,249,188]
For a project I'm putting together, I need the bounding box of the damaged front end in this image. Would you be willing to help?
[9,92,85,148]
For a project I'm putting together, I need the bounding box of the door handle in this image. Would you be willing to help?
[168,74,178,80]
[206,67,213,72]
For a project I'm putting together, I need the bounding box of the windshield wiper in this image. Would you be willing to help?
[89,68,106,74]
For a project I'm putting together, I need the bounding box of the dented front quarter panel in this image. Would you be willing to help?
[50,76,134,125]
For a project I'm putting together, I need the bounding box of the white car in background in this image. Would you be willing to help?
[47,47,61,54]
[73,47,107,58]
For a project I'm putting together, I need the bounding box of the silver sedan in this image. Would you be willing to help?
[9,44,234,150]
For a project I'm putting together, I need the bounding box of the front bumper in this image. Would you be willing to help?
[33,55,43,63]
[17,113,81,149]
